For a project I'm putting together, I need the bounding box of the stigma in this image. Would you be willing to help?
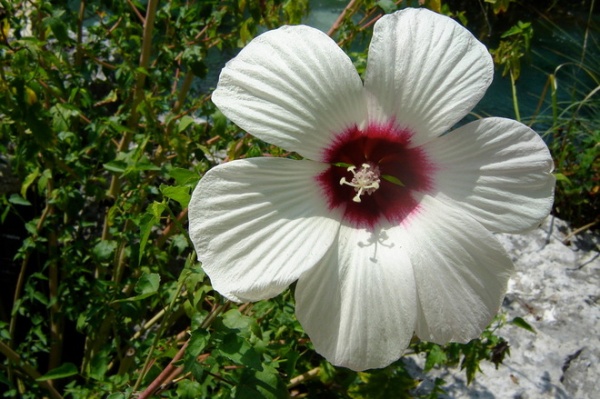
[339,163,381,203]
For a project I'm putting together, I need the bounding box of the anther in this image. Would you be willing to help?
[339,163,381,203]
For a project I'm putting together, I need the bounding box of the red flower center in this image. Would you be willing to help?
[317,121,435,229]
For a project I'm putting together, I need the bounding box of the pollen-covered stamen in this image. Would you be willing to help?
[339,163,381,203]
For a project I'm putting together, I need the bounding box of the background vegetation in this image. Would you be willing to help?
[0,0,597,397]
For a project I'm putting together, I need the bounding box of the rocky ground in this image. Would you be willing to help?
[406,216,600,399]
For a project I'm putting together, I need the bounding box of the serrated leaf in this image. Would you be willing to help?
[36,362,78,381]
[93,240,117,261]
[424,344,447,371]
[219,333,262,370]
[188,329,211,355]
[46,17,70,43]
[169,167,199,186]
[376,0,397,14]
[235,367,288,399]
[349,368,418,398]
[222,309,253,332]
[184,329,210,380]
[511,316,536,333]
[8,193,31,206]
[554,172,571,184]
[111,274,161,303]
[137,204,165,265]
[89,346,110,381]
[333,162,352,168]
[177,379,204,398]
[135,273,160,296]
[103,160,127,173]
[381,174,405,186]
[178,115,196,133]
[129,159,161,172]
[160,184,191,208]
[21,168,40,198]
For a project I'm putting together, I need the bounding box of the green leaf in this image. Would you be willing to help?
[235,366,288,399]
[510,316,536,333]
[36,362,78,381]
[188,329,211,355]
[89,346,110,381]
[112,273,161,303]
[169,167,199,186]
[21,168,40,198]
[219,333,262,370]
[381,174,405,186]
[8,194,31,206]
[178,115,196,133]
[128,159,161,173]
[137,203,166,265]
[333,162,353,168]
[93,240,118,261]
[177,379,204,398]
[103,160,127,173]
[376,0,397,14]
[184,329,211,380]
[45,17,70,43]
[222,309,253,332]
[348,368,418,399]
[160,184,191,208]
[135,272,160,295]
[424,344,447,371]
[554,172,571,184]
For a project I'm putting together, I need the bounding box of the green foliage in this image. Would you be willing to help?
[484,0,516,14]
[1,0,596,398]
[492,21,533,81]
[528,11,600,229]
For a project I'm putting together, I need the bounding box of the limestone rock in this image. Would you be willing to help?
[407,216,600,399]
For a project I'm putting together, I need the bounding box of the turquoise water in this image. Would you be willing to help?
[303,3,599,132]
[198,3,597,135]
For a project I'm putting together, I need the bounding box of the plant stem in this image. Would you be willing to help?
[107,0,159,200]
[0,340,64,399]
[510,70,521,122]
[46,179,63,376]
[74,0,86,68]
[287,367,320,389]
[327,0,360,37]
[136,301,230,398]
[132,278,186,392]
[8,193,54,387]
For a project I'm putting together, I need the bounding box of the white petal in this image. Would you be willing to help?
[425,117,555,233]
[212,25,366,161]
[188,158,341,302]
[364,8,493,144]
[295,223,416,371]
[398,195,514,343]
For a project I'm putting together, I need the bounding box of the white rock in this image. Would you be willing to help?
[407,216,600,399]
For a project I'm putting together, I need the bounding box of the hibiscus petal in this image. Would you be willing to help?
[398,195,514,343]
[425,117,555,233]
[364,8,493,144]
[212,25,366,161]
[295,223,417,371]
[188,158,341,302]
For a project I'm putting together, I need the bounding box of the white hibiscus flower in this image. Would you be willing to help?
[188,8,555,371]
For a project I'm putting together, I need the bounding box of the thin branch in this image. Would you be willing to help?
[136,301,230,398]
[287,367,320,389]
[327,0,360,37]
[0,340,64,399]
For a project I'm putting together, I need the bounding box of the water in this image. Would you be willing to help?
[303,2,599,132]
[197,3,598,136]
